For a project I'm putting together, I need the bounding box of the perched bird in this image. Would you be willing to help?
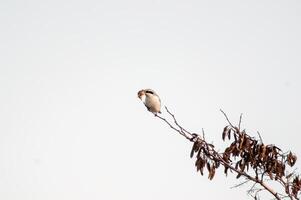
[137,89,161,115]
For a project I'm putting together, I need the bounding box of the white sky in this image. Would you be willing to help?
[0,0,301,199]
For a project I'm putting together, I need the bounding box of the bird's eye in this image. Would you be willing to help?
[145,90,154,94]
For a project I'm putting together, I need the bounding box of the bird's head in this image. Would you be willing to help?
[137,90,146,100]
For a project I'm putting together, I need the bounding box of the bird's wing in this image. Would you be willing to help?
[145,88,161,106]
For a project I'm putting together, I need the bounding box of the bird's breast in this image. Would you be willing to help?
[140,95,146,103]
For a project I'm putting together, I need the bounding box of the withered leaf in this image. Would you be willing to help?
[222,126,228,141]
[239,161,245,171]
[228,130,231,140]
[235,160,241,170]
[190,142,198,158]
[234,127,239,133]
[222,126,231,141]
[234,133,237,142]
[195,158,206,176]
[207,162,211,172]
[287,151,297,167]
[268,171,273,180]
[209,166,216,180]
[239,133,245,150]
[286,172,293,179]
[224,166,229,176]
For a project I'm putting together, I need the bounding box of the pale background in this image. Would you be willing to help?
[0,0,300,199]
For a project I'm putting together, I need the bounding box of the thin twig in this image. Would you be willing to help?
[257,131,263,143]
[155,114,191,140]
[231,178,250,189]
[238,113,243,131]
[220,109,235,127]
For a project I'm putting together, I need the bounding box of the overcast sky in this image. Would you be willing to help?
[0,0,301,199]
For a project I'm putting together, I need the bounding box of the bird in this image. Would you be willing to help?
[137,89,161,115]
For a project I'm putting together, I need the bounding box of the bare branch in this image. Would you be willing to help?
[220,109,235,127]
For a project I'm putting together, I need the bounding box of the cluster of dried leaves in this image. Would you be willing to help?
[155,107,300,200]
[222,125,298,182]
[190,116,300,200]
[190,134,218,180]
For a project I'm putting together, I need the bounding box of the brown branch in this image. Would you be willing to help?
[154,107,300,200]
